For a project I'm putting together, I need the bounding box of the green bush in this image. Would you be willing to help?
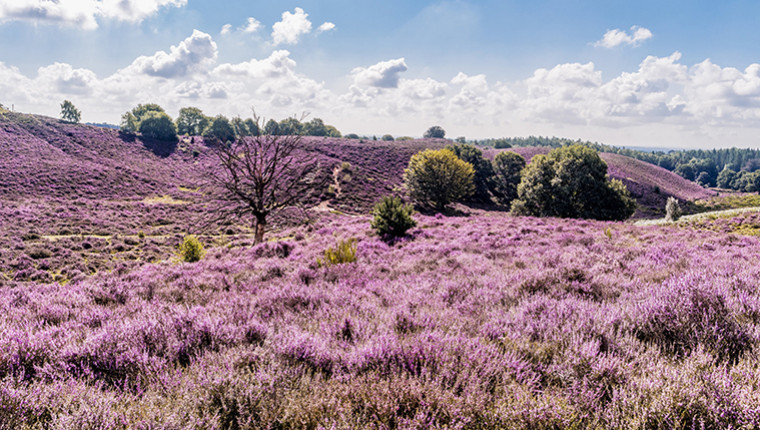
[203,115,236,143]
[318,239,357,267]
[491,151,526,206]
[446,143,494,202]
[179,235,204,263]
[371,196,417,238]
[139,112,178,141]
[511,145,636,221]
[404,149,475,211]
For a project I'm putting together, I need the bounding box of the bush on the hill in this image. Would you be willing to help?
[665,197,682,222]
[381,134,395,141]
[179,235,204,263]
[404,148,474,211]
[120,103,168,134]
[511,145,636,221]
[492,151,526,206]
[203,115,236,144]
[371,196,417,239]
[423,125,446,139]
[446,143,494,202]
[139,112,178,141]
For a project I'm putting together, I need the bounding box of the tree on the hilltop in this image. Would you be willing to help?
[120,103,168,134]
[202,115,236,144]
[381,134,395,141]
[511,145,636,221]
[278,117,304,136]
[264,119,279,135]
[139,111,178,141]
[208,118,329,244]
[446,143,494,202]
[176,107,210,136]
[423,125,446,139]
[491,151,526,206]
[60,100,81,124]
[404,148,474,211]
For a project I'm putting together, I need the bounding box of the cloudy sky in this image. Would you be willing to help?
[2,0,760,148]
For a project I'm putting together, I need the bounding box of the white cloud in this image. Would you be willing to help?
[351,58,408,89]
[271,7,312,45]
[317,22,335,33]
[594,26,653,48]
[242,17,261,33]
[220,24,232,35]
[129,29,217,78]
[0,0,186,30]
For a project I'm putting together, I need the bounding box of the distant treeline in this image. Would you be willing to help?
[474,136,760,192]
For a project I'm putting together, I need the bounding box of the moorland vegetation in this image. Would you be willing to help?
[5,106,760,428]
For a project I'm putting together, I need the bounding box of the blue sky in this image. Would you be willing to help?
[2,0,760,148]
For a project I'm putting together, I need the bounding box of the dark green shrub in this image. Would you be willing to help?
[446,143,494,202]
[139,112,178,141]
[179,235,204,263]
[371,196,417,238]
[203,115,236,144]
[492,151,526,206]
[511,145,636,220]
[381,134,395,141]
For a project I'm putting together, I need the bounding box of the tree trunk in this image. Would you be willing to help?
[254,215,267,244]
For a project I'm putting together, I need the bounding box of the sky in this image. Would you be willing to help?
[2,1,760,148]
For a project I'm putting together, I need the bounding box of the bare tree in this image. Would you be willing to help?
[207,122,327,243]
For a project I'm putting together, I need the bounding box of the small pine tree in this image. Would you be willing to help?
[179,235,204,262]
[371,196,417,238]
[665,197,682,222]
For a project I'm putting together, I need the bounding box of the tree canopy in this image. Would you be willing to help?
[511,145,636,221]
[423,125,446,139]
[60,100,81,124]
[176,107,210,136]
[404,148,474,211]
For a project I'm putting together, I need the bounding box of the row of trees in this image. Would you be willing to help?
[404,144,635,221]
[486,135,760,192]
[119,104,343,143]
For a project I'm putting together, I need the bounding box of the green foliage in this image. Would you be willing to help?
[120,103,167,134]
[491,151,526,206]
[179,235,204,263]
[176,107,210,136]
[138,112,178,141]
[60,100,81,124]
[371,196,417,238]
[423,125,446,139]
[511,145,636,221]
[202,115,236,143]
[264,119,279,135]
[446,143,494,201]
[345,133,360,139]
[404,148,475,211]
[317,238,357,267]
[381,134,395,141]
[666,197,682,222]
[278,117,303,135]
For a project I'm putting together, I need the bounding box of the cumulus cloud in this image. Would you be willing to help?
[351,58,408,89]
[129,29,217,78]
[0,0,186,30]
[317,22,335,33]
[242,17,261,33]
[594,26,653,48]
[220,24,232,35]
[271,7,312,45]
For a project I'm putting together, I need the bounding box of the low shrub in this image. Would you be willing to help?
[179,235,204,263]
[666,196,682,222]
[371,196,416,239]
[318,239,357,267]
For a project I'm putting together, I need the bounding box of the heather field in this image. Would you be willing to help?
[5,210,760,428]
[6,114,760,429]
